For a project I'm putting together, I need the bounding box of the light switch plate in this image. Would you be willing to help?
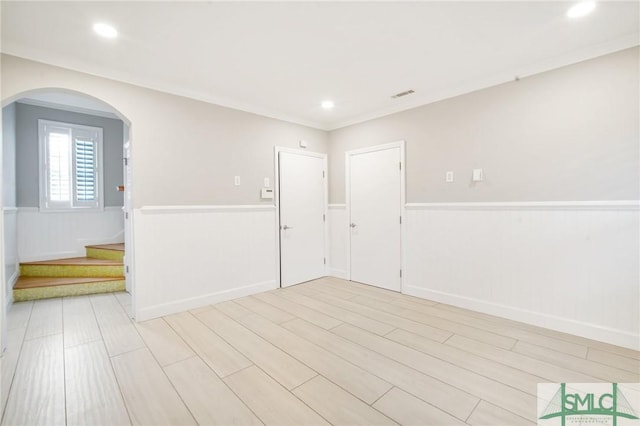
[446,171,454,183]
[234,176,241,186]
[472,169,483,182]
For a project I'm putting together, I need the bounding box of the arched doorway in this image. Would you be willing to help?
[1,88,135,355]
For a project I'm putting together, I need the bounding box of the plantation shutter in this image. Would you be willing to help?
[74,138,97,202]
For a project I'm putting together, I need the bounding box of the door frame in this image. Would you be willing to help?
[274,146,328,288]
[122,137,135,318]
[345,140,406,290]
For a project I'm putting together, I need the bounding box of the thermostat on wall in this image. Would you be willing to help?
[261,188,274,199]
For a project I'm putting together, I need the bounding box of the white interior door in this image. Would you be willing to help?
[279,150,327,287]
[348,142,403,292]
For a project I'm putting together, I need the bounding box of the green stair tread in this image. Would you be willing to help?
[85,243,125,252]
[20,259,124,278]
[86,246,125,261]
[21,257,122,266]
[14,276,125,290]
[13,279,125,302]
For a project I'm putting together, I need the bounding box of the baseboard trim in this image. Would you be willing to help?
[136,280,277,321]
[329,268,348,279]
[404,285,640,351]
[405,200,640,211]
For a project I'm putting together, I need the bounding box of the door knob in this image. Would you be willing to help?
[350,223,357,228]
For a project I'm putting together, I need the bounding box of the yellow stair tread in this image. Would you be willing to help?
[14,276,125,290]
[85,243,125,252]
[21,257,122,266]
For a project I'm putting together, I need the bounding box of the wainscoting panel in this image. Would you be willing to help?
[3,208,18,302]
[404,202,640,350]
[17,207,124,262]
[133,205,277,321]
[328,204,348,279]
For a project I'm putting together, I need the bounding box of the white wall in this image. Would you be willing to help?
[17,207,124,262]
[2,104,16,208]
[2,103,18,301]
[329,47,639,204]
[133,206,276,320]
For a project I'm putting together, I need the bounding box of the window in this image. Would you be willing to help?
[39,120,103,210]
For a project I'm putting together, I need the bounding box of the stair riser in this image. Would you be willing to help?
[86,247,125,262]
[20,264,124,278]
[13,280,125,302]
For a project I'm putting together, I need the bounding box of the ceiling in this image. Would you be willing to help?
[2,1,638,130]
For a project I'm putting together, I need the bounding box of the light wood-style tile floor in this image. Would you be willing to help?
[1,277,639,425]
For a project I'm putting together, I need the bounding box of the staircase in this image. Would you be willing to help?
[13,243,126,302]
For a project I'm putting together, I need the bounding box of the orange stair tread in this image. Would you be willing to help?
[21,257,122,266]
[14,276,125,290]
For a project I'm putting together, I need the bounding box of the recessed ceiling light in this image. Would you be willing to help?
[566,1,596,19]
[93,23,118,39]
[321,100,335,110]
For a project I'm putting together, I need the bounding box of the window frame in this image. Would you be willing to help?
[38,119,104,212]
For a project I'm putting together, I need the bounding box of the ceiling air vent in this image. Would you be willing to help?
[391,89,415,99]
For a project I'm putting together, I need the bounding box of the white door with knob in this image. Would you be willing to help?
[278,149,327,287]
[347,141,404,292]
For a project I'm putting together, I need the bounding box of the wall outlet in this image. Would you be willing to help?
[264,177,270,188]
[472,169,483,182]
[446,171,454,183]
